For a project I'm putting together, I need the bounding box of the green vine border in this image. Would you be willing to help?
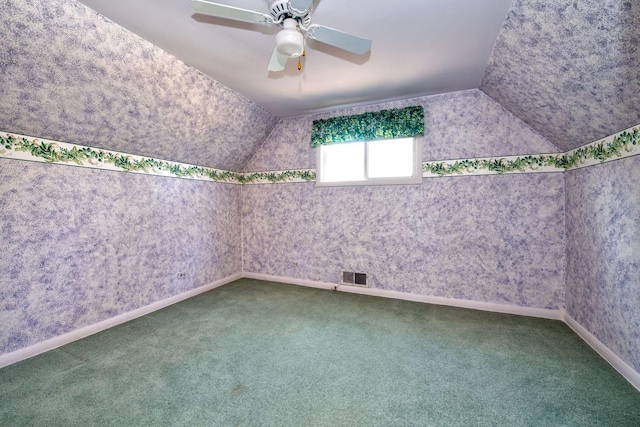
[240,170,316,184]
[0,133,316,184]
[423,155,563,176]
[563,127,639,169]
[423,127,639,176]
[1,126,638,182]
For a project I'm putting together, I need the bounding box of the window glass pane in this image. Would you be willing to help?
[321,142,365,182]
[367,138,414,178]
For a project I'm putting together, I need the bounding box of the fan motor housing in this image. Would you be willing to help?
[269,0,311,27]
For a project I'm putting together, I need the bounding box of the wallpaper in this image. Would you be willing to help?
[0,132,242,183]
[3,124,638,183]
[565,155,640,373]
[0,159,242,355]
[243,90,559,172]
[424,124,640,177]
[482,0,640,152]
[0,0,277,171]
[242,174,566,310]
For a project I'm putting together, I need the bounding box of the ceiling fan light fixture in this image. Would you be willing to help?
[275,18,304,57]
[190,1,372,71]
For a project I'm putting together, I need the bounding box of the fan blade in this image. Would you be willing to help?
[191,0,273,25]
[306,24,371,55]
[267,46,288,72]
[288,0,313,16]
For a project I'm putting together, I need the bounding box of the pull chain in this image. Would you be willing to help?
[298,49,305,71]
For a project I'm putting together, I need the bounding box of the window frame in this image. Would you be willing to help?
[315,136,423,187]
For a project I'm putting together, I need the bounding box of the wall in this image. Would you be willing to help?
[0,159,241,355]
[242,90,567,310]
[244,90,558,172]
[565,155,640,373]
[0,0,263,358]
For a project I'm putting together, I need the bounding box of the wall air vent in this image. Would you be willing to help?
[354,273,367,286]
[342,271,355,284]
[341,271,367,287]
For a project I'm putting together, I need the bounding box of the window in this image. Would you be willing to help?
[316,137,422,186]
[311,105,424,186]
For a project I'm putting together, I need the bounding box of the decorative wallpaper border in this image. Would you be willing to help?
[0,131,316,184]
[0,132,242,183]
[563,126,640,171]
[423,125,639,177]
[422,154,564,177]
[1,125,638,184]
[241,170,316,184]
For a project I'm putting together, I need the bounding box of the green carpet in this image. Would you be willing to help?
[1,279,639,426]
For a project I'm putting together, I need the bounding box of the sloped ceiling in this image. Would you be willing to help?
[76,0,514,118]
[482,0,640,151]
[0,0,277,171]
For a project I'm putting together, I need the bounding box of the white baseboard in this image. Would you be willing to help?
[241,272,564,320]
[338,284,564,320]
[242,272,337,291]
[0,273,242,369]
[564,314,640,393]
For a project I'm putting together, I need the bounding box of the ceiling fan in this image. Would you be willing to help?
[191,0,372,71]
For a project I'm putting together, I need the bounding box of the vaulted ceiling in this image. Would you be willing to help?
[1,0,639,167]
[75,0,640,152]
[75,0,514,118]
[481,0,640,152]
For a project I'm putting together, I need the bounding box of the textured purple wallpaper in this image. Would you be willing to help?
[0,0,276,171]
[565,156,640,373]
[482,0,640,151]
[0,159,241,355]
[243,90,559,172]
[242,174,566,310]
[242,91,565,310]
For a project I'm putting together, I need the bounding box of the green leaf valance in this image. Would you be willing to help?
[311,106,424,147]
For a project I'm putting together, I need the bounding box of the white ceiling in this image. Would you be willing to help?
[77,0,513,118]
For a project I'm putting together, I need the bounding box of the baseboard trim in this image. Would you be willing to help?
[242,272,337,291]
[564,314,640,393]
[338,284,564,320]
[0,273,242,369]
[241,272,564,320]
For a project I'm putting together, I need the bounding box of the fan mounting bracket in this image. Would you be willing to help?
[269,0,311,27]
